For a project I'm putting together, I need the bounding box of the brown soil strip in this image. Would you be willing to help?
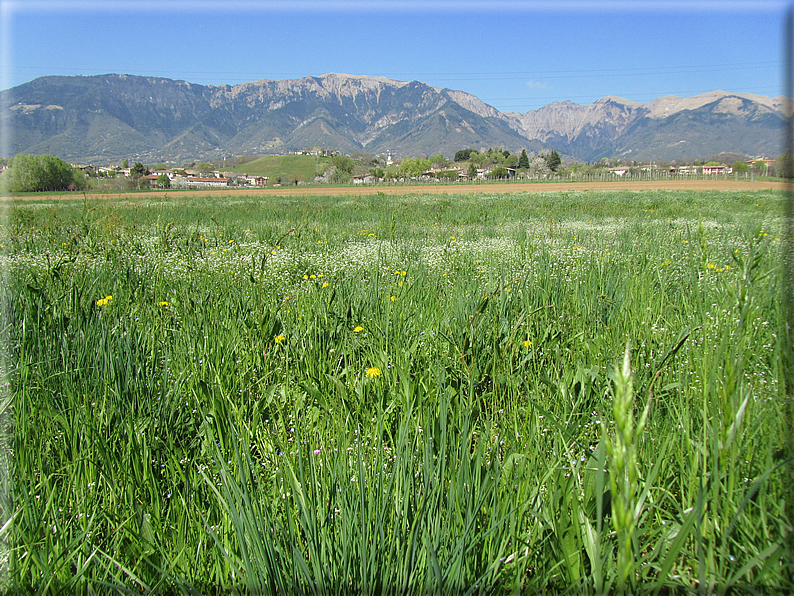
[2,179,787,201]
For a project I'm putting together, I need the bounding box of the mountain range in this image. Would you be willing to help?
[0,73,788,164]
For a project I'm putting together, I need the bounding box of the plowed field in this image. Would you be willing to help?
[4,178,788,201]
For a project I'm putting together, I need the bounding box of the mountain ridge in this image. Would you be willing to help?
[1,73,786,163]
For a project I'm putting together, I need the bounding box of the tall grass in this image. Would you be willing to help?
[1,190,791,593]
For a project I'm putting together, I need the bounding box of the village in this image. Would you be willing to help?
[60,151,781,191]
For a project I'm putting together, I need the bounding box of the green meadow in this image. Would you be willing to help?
[218,154,322,184]
[0,189,792,594]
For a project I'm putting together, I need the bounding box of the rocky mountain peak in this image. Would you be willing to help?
[1,73,788,163]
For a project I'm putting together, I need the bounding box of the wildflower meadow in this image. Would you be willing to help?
[0,189,792,593]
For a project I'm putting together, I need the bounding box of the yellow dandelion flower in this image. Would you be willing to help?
[105,295,113,301]
[159,301,170,307]
[707,263,715,269]
[322,282,329,288]
[365,367,382,378]
[96,298,108,306]
[524,340,532,348]
[274,335,286,344]
[354,326,364,333]
[310,274,316,279]
[390,296,396,302]
[303,274,309,279]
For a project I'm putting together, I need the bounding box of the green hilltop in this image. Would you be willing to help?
[219,154,323,184]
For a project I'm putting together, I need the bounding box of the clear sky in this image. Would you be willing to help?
[0,0,787,113]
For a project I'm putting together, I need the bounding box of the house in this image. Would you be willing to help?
[142,173,165,187]
[96,166,121,177]
[244,175,269,186]
[676,166,699,176]
[427,167,465,180]
[747,158,775,174]
[151,169,179,178]
[183,168,222,177]
[702,164,732,176]
[171,176,232,189]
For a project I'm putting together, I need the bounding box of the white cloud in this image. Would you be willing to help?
[526,80,550,89]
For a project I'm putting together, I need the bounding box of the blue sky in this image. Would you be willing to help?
[0,0,787,113]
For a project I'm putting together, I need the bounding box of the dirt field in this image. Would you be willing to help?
[2,179,788,201]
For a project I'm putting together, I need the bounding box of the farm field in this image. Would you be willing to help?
[0,188,792,593]
[0,178,787,202]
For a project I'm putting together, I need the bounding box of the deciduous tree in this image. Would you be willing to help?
[775,154,793,178]
[2,154,86,192]
[529,156,551,178]
[490,166,508,179]
[398,157,431,178]
[430,154,447,168]
[454,148,478,162]
[330,155,355,183]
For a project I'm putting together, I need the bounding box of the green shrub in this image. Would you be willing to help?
[2,153,87,192]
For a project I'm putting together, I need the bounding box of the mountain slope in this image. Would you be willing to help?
[0,73,787,163]
[1,73,534,162]
[502,91,787,161]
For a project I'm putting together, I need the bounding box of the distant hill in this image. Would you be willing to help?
[0,73,787,163]
[220,154,321,184]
